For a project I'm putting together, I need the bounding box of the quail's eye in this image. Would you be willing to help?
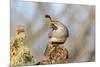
[51,24,54,27]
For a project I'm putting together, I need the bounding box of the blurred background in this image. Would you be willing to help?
[10,0,95,63]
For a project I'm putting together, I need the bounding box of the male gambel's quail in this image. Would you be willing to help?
[45,15,69,44]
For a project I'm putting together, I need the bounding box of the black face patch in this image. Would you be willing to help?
[51,24,57,30]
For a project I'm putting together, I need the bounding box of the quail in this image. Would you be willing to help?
[44,15,69,56]
[45,14,69,44]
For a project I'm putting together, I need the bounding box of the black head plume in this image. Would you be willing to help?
[45,14,51,18]
[45,14,52,22]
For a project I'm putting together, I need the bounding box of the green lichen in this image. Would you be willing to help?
[10,32,35,67]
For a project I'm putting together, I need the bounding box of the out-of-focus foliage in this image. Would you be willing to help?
[11,0,95,63]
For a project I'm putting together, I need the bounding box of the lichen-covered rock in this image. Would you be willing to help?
[49,47,68,64]
[39,46,68,65]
